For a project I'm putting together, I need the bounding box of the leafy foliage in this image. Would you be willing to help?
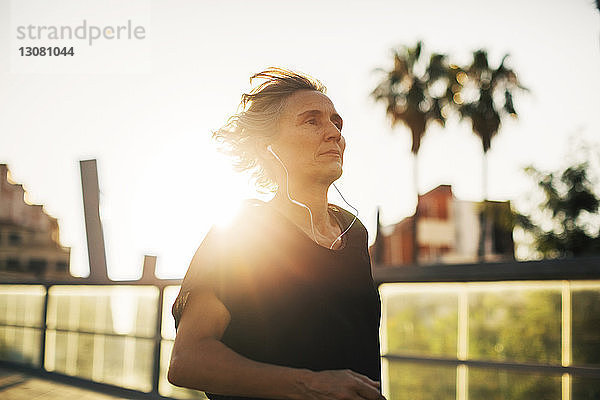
[514,160,600,258]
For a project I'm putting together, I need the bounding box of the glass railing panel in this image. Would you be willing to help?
[0,285,45,366]
[384,360,455,399]
[131,337,155,391]
[44,285,159,393]
[468,282,562,364]
[102,333,126,384]
[379,283,459,358]
[572,375,600,399]
[571,282,600,367]
[0,285,45,328]
[468,367,561,399]
[0,325,42,366]
[101,334,153,391]
[380,280,600,400]
[45,329,154,392]
[75,331,95,380]
[47,286,159,338]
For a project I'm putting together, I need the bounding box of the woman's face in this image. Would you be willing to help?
[268,89,346,186]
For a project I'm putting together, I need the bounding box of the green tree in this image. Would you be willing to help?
[454,50,528,262]
[372,41,453,265]
[515,160,600,258]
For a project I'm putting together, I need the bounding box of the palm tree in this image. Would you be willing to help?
[372,41,453,265]
[454,50,527,262]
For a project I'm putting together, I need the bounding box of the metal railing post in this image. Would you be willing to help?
[152,285,165,396]
[39,284,50,370]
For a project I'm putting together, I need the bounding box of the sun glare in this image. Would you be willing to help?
[204,149,250,230]
[110,286,137,335]
[212,193,244,229]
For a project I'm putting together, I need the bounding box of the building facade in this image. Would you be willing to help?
[370,184,515,266]
[0,164,71,280]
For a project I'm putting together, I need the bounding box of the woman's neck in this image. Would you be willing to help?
[269,182,333,235]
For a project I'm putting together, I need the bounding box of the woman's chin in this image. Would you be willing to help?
[328,166,343,181]
[309,162,343,183]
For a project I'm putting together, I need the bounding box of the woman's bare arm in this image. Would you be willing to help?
[167,288,386,400]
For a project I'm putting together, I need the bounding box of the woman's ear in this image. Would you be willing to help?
[255,143,272,162]
[255,136,276,160]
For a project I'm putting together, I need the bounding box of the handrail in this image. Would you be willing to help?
[373,255,600,284]
[381,354,600,378]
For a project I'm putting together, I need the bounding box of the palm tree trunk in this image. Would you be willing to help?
[413,153,419,266]
[478,152,488,262]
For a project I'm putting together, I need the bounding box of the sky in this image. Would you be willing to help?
[1,0,599,279]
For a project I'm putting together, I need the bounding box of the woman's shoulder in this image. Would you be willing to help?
[185,200,269,266]
[177,202,268,297]
[207,198,278,247]
[328,203,370,248]
[328,203,367,231]
[210,199,270,231]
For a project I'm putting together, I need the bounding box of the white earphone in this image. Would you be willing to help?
[266,145,358,249]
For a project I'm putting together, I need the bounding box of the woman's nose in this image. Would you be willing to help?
[325,121,342,142]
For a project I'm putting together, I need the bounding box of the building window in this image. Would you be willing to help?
[56,261,68,272]
[8,232,22,246]
[28,259,47,275]
[6,258,20,271]
[431,200,438,218]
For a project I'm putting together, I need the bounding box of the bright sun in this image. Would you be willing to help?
[204,149,252,229]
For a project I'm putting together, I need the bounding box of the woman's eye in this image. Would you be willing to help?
[306,119,317,125]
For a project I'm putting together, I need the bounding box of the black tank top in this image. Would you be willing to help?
[172,199,382,399]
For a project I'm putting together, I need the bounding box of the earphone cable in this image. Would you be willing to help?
[328,182,359,249]
[268,146,317,242]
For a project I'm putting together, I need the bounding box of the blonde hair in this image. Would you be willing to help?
[212,67,326,193]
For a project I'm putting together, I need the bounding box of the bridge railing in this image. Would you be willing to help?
[1,255,599,399]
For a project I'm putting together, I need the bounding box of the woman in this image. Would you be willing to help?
[168,67,385,400]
